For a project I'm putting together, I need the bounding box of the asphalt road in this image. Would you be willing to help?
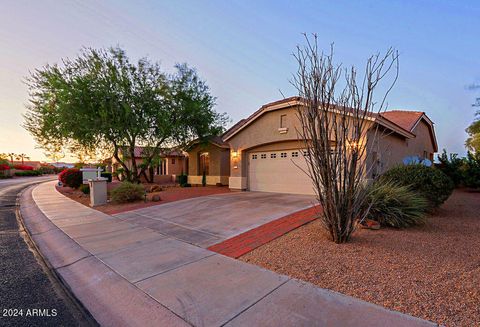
[0,176,94,327]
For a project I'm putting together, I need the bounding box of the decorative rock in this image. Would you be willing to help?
[151,194,161,202]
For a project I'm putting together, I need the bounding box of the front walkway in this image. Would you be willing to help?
[20,181,435,327]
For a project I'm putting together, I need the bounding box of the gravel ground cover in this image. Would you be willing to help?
[240,189,480,326]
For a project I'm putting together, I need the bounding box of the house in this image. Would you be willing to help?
[111,147,187,183]
[186,97,438,195]
[186,136,231,186]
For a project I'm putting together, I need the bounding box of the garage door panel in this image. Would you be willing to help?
[248,150,315,195]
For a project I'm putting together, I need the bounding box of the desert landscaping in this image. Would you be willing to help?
[241,189,480,326]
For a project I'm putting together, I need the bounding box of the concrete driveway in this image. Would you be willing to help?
[113,192,315,247]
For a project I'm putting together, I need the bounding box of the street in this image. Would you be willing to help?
[0,176,93,327]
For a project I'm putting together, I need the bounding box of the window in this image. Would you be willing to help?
[280,152,287,158]
[270,153,277,159]
[292,151,299,157]
[171,158,175,164]
[423,151,428,159]
[261,153,267,159]
[199,152,209,175]
[303,150,309,156]
[280,114,287,128]
[252,154,258,160]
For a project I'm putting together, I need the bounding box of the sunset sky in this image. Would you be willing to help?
[1,0,479,161]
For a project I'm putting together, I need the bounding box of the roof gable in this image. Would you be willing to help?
[380,110,424,132]
[223,97,417,141]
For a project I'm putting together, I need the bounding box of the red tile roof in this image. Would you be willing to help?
[380,110,424,132]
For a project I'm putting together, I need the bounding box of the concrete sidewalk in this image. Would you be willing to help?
[21,181,437,327]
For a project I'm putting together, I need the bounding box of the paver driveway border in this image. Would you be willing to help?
[19,180,437,327]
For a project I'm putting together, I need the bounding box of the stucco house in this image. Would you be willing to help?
[111,147,187,183]
[186,136,231,186]
[186,97,437,195]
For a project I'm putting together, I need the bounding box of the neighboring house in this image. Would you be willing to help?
[186,97,438,195]
[186,136,230,186]
[111,147,187,183]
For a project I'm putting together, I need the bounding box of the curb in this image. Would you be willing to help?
[15,185,99,326]
[20,182,190,327]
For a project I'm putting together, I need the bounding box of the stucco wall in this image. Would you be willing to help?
[227,107,303,178]
[226,106,371,179]
[166,157,185,175]
[366,119,436,177]
[187,142,230,185]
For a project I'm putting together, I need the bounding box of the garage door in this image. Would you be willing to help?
[248,150,315,195]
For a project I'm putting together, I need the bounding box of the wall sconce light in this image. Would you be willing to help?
[232,151,238,158]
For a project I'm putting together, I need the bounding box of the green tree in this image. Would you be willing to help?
[466,83,480,152]
[466,115,480,152]
[24,47,227,182]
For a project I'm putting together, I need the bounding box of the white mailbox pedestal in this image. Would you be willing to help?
[88,177,108,207]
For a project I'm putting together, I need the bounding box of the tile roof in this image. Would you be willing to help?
[380,110,424,132]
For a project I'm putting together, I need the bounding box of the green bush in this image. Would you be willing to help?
[101,172,112,183]
[177,174,188,186]
[463,151,480,189]
[38,165,55,174]
[15,170,42,176]
[110,182,145,203]
[437,150,465,187]
[379,165,454,208]
[79,184,90,194]
[366,180,429,228]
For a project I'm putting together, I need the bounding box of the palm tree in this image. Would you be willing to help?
[7,153,16,164]
[15,153,30,165]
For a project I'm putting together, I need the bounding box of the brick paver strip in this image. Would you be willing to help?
[208,205,321,258]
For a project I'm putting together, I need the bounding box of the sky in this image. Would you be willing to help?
[0,0,479,161]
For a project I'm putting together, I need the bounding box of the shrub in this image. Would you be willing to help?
[463,151,480,189]
[202,170,206,187]
[437,150,465,187]
[379,165,454,208]
[79,184,90,194]
[365,180,429,228]
[13,164,34,170]
[58,168,83,188]
[15,170,42,176]
[38,164,56,174]
[110,182,145,203]
[177,174,188,186]
[100,172,112,183]
[0,163,11,171]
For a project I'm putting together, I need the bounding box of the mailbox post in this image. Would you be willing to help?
[81,167,108,206]
[88,177,108,207]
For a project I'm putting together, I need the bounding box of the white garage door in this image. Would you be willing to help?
[248,150,315,195]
